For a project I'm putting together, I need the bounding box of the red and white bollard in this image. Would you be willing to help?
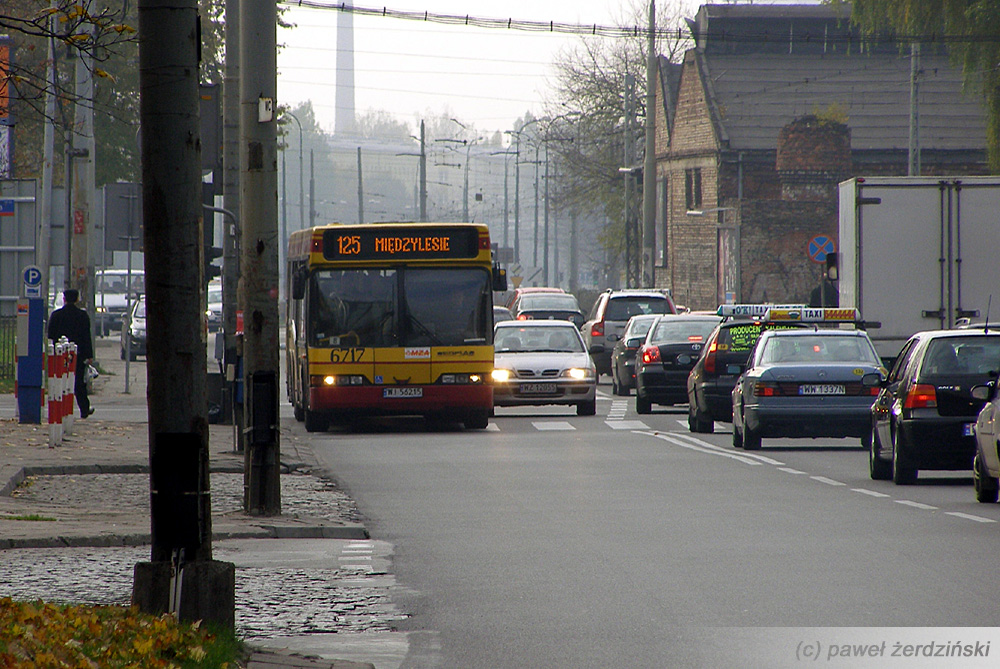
[63,340,76,434]
[47,341,63,446]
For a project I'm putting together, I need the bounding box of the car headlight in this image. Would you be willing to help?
[491,368,512,383]
[564,367,594,380]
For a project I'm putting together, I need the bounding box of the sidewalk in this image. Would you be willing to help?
[0,337,387,669]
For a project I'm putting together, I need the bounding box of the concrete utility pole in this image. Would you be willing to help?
[642,0,657,288]
[624,72,636,288]
[240,0,281,515]
[70,31,95,320]
[223,0,242,448]
[133,0,235,629]
[38,24,57,306]
[419,120,428,221]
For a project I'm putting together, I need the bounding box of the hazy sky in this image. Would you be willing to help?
[276,1,698,137]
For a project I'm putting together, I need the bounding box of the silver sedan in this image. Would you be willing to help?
[492,321,597,416]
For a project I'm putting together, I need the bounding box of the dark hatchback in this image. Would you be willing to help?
[610,314,660,396]
[687,315,807,432]
[635,314,722,414]
[868,330,1000,485]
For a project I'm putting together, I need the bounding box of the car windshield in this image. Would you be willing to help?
[759,335,880,365]
[96,272,144,294]
[495,327,583,353]
[921,337,1000,376]
[522,294,580,311]
[649,319,718,344]
[134,300,146,318]
[208,286,222,304]
[309,267,491,347]
[605,297,669,321]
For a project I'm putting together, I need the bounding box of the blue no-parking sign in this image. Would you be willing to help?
[807,235,836,264]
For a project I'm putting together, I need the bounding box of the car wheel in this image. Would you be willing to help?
[869,423,892,481]
[577,399,597,416]
[732,422,743,449]
[464,409,490,430]
[742,422,762,450]
[974,453,999,503]
[611,370,622,396]
[891,429,917,485]
[293,405,305,422]
[304,409,330,433]
[689,404,714,433]
[636,393,652,414]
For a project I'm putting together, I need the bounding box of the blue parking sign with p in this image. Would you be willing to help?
[23,265,42,298]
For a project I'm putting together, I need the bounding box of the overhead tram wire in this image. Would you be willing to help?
[281,1,1000,44]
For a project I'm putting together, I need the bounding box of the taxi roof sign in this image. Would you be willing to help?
[717,304,808,318]
[764,307,860,322]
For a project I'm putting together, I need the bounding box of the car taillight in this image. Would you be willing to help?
[591,321,604,337]
[704,340,718,374]
[904,383,937,409]
[640,345,661,364]
[753,381,780,397]
[517,314,531,320]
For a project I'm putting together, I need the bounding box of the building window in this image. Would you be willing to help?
[685,168,702,211]
[657,178,668,266]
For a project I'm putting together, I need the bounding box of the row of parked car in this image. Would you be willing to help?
[495,289,1000,504]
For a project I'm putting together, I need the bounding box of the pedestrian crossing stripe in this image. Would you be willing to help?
[532,421,575,431]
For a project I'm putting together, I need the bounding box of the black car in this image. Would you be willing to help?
[635,314,721,414]
[867,330,1000,484]
[610,314,660,396]
[686,305,808,433]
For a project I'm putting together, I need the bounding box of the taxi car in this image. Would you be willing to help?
[492,320,597,416]
[972,379,1000,502]
[732,308,883,450]
[610,314,660,396]
[686,304,809,433]
[634,313,722,414]
[868,329,1000,484]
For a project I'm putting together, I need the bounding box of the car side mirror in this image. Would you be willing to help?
[626,337,645,348]
[589,344,605,355]
[609,334,621,342]
[861,372,885,388]
[971,382,995,402]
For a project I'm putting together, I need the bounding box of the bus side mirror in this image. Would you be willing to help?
[292,268,307,300]
[493,264,508,292]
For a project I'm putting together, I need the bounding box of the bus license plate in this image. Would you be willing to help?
[384,387,423,399]
[799,384,845,395]
[520,382,557,395]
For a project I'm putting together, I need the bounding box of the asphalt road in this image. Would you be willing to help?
[303,384,1000,668]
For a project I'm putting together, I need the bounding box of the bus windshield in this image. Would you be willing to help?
[309,267,491,348]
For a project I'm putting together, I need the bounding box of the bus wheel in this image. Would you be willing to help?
[464,409,489,430]
[305,410,330,433]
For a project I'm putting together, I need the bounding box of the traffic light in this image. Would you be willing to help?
[205,246,223,283]
[825,251,839,282]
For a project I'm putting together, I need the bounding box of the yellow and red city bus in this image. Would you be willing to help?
[286,222,506,431]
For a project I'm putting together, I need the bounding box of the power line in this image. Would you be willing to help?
[280,1,1000,44]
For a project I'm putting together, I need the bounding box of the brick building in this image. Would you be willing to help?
[653,3,989,310]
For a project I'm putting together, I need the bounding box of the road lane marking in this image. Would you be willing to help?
[607,420,649,430]
[945,512,997,523]
[643,431,763,466]
[666,432,786,465]
[485,423,500,432]
[852,488,890,498]
[810,476,845,486]
[895,500,938,511]
[533,421,575,431]
[779,467,807,475]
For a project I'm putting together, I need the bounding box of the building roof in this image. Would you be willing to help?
[704,50,987,152]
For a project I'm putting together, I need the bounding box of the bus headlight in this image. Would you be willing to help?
[491,368,512,383]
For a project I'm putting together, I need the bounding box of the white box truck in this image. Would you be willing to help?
[838,176,999,360]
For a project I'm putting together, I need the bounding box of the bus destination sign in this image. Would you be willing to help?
[323,227,480,261]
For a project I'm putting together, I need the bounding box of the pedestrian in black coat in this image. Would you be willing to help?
[48,289,96,418]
